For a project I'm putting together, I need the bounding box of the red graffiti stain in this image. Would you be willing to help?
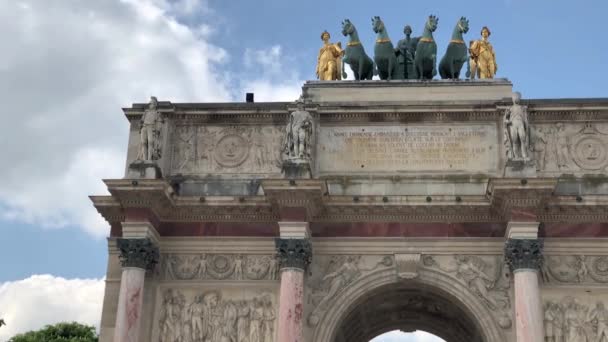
[294,303,303,324]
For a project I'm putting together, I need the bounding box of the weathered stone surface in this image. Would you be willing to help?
[317,123,499,174]
[303,79,513,103]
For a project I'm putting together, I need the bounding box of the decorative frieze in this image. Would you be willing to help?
[161,254,279,281]
[422,254,512,329]
[543,297,608,342]
[542,255,608,284]
[116,238,159,270]
[504,239,544,271]
[170,125,284,175]
[275,238,313,271]
[306,255,394,326]
[157,288,276,342]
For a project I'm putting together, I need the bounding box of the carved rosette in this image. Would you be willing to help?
[504,239,543,272]
[117,238,159,270]
[275,238,312,271]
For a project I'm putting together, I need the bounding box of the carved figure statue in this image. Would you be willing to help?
[341,19,374,80]
[439,17,470,79]
[564,298,589,342]
[316,31,343,80]
[190,295,206,341]
[372,16,400,80]
[414,15,439,79]
[468,26,497,79]
[262,295,276,341]
[320,256,361,303]
[590,302,608,342]
[249,297,264,342]
[504,92,530,161]
[395,25,419,79]
[268,257,279,280]
[454,255,499,309]
[284,99,314,161]
[545,301,565,342]
[555,123,571,169]
[139,96,162,161]
[236,300,250,342]
[234,255,244,280]
[198,254,207,278]
[533,126,550,171]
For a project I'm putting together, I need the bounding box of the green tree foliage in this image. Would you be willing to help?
[9,322,98,342]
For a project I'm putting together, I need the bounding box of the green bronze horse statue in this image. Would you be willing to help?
[439,17,470,79]
[340,19,374,80]
[372,16,401,80]
[414,15,439,80]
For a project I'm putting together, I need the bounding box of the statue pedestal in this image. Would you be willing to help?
[128,160,162,179]
[504,159,536,178]
[282,159,312,179]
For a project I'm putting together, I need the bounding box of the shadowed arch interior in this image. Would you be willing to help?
[333,282,484,342]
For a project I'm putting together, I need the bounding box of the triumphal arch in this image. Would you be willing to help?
[93,79,608,342]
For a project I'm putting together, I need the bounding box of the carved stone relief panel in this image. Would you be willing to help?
[531,122,608,174]
[170,125,284,175]
[422,254,513,329]
[161,254,279,281]
[154,286,277,342]
[542,255,608,284]
[542,294,608,342]
[305,255,394,326]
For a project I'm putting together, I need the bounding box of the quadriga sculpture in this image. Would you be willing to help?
[439,17,470,79]
[414,15,439,79]
[341,19,374,80]
[371,16,400,80]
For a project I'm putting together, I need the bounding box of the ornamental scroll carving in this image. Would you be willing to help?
[542,255,608,284]
[543,297,608,342]
[422,254,513,329]
[531,122,608,174]
[170,125,283,175]
[306,255,394,326]
[117,238,159,270]
[157,288,276,342]
[161,254,279,281]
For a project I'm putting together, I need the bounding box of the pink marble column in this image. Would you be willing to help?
[114,238,159,342]
[277,269,305,342]
[513,270,544,342]
[505,237,544,342]
[275,238,312,342]
[113,268,146,342]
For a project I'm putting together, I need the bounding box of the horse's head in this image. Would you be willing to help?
[426,15,439,33]
[458,16,470,34]
[341,19,355,36]
[371,16,384,34]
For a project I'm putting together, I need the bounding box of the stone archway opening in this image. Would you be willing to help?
[332,282,485,342]
[370,330,445,342]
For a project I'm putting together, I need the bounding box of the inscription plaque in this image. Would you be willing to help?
[318,124,498,173]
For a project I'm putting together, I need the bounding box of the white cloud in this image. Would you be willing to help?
[370,330,446,342]
[0,0,302,238]
[0,275,105,341]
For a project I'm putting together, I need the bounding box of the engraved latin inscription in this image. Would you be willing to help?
[318,124,498,173]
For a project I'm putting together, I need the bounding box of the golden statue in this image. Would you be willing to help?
[316,31,343,80]
[468,26,497,79]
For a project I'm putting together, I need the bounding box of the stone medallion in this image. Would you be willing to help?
[214,134,249,167]
[571,124,608,170]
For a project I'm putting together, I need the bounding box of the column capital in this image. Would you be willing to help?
[275,238,312,271]
[116,238,159,270]
[504,238,544,272]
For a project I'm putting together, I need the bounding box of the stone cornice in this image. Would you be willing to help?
[92,179,608,226]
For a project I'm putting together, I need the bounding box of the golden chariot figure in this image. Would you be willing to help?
[316,30,344,80]
[468,26,497,79]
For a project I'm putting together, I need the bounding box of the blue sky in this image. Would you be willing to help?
[0,0,606,340]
